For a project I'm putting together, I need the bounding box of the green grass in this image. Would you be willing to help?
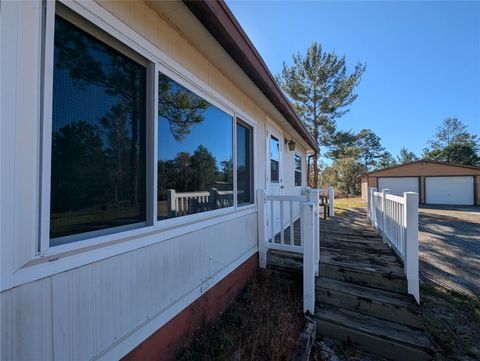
[334,197,367,215]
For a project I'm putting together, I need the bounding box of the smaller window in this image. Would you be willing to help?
[270,136,280,183]
[236,120,253,205]
[294,154,302,187]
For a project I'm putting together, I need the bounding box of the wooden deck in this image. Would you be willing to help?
[268,208,433,361]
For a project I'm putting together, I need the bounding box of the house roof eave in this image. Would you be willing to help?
[182,0,319,153]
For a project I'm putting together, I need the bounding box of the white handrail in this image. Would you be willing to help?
[257,188,320,314]
[367,187,420,303]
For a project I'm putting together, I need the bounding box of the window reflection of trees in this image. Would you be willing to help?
[157,75,234,219]
[51,15,236,235]
[51,16,147,241]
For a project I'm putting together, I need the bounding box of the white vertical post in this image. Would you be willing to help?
[280,200,285,244]
[404,192,419,303]
[167,189,176,216]
[309,189,320,276]
[302,195,315,314]
[367,187,372,221]
[257,190,267,268]
[381,189,390,233]
[328,186,334,217]
[370,187,377,227]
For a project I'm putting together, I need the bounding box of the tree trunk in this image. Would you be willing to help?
[313,122,319,188]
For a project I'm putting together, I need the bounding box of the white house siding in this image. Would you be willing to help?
[0,1,309,360]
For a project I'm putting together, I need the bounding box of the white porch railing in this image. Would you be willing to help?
[367,187,420,303]
[257,188,320,314]
[167,189,234,216]
[319,186,335,217]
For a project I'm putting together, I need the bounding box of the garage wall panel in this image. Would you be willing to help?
[378,177,419,197]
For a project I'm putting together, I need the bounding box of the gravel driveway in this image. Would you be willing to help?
[419,206,480,298]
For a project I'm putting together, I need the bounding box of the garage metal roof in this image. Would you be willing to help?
[362,160,480,177]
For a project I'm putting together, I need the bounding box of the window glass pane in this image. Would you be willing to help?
[295,171,302,187]
[271,160,279,183]
[237,121,253,205]
[50,16,147,245]
[295,154,302,171]
[295,154,302,186]
[157,73,233,219]
[270,136,280,183]
[270,136,279,161]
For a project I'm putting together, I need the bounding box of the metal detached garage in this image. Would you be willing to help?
[361,160,480,206]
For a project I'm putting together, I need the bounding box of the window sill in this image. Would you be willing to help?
[5,205,257,291]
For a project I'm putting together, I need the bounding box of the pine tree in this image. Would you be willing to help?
[276,42,366,187]
[423,118,479,165]
[397,146,418,164]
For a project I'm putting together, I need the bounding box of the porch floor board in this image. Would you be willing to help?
[267,208,433,361]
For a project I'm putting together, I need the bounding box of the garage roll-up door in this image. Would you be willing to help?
[426,176,474,205]
[378,177,419,197]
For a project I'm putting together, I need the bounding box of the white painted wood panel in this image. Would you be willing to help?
[1,278,53,361]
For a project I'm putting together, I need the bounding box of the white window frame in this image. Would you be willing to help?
[294,153,303,187]
[235,117,255,206]
[30,0,258,267]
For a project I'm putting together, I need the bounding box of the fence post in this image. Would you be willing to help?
[404,192,420,303]
[381,188,390,233]
[302,196,315,314]
[257,189,267,268]
[328,186,334,217]
[309,189,320,276]
[167,189,176,217]
[369,187,377,227]
[367,187,373,218]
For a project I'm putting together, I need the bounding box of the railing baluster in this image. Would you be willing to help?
[367,188,420,304]
[270,200,274,243]
[280,200,285,244]
[289,200,294,245]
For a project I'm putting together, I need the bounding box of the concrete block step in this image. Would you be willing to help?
[320,262,408,294]
[314,305,433,361]
[316,277,423,328]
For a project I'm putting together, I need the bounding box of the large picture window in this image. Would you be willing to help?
[44,7,256,249]
[236,120,253,205]
[49,15,147,245]
[157,73,233,219]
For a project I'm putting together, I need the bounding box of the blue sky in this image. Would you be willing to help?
[227,0,480,159]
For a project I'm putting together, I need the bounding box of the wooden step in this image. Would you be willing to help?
[320,261,408,294]
[321,248,404,273]
[316,277,423,328]
[314,305,433,361]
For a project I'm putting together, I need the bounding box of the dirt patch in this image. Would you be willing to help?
[419,207,480,298]
[421,282,480,361]
[178,269,304,361]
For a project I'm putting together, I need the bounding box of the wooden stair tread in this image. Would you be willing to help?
[316,277,416,309]
[314,304,432,351]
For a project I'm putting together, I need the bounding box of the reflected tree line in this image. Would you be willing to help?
[51,15,232,234]
[51,15,146,222]
[158,147,233,199]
